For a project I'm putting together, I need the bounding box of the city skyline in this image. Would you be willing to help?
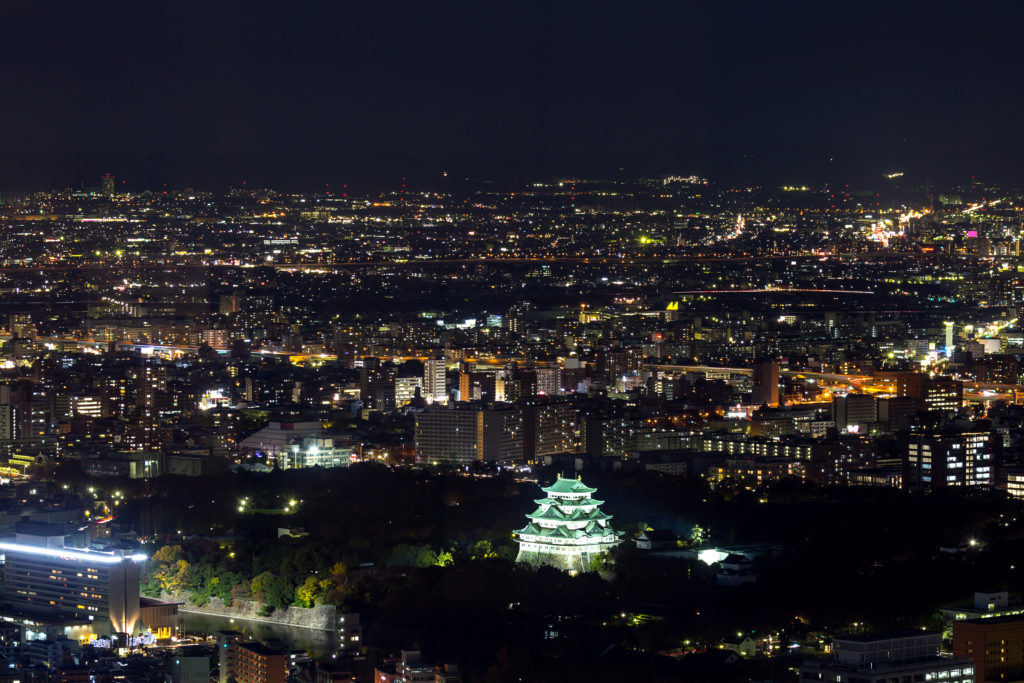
[3,2,1024,681]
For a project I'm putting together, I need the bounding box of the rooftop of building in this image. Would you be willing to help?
[834,630,941,643]
[802,656,974,675]
[542,475,597,494]
[0,539,146,564]
[13,520,71,537]
[236,642,284,657]
[959,614,1024,625]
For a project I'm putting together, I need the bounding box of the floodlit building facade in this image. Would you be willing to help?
[239,421,352,469]
[423,359,447,403]
[0,522,145,635]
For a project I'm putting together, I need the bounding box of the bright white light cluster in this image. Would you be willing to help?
[0,542,146,564]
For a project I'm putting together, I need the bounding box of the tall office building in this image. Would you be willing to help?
[415,408,477,464]
[219,291,245,316]
[70,395,103,418]
[336,612,363,654]
[101,173,115,197]
[600,348,644,384]
[833,394,877,433]
[394,376,422,407]
[129,364,167,452]
[0,405,11,441]
[423,358,447,403]
[877,397,920,432]
[414,404,523,464]
[359,357,395,410]
[522,400,579,462]
[0,521,145,635]
[234,642,286,683]
[534,366,561,396]
[896,372,963,414]
[458,368,497,402]
[217,631,244,683]
[0,379,43,440]
[751,361,780,407]
[201,329,231,350]
[953,615,1024,682]
[903,430,998,491]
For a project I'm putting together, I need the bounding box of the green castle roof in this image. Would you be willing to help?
[534,497,604,507]
[542,476,598,494]
[514,522,623,540]
[527,506,611,522]
[528,506,565,521]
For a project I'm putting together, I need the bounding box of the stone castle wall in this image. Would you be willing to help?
[165,592,335,630]
[516,548,588,573]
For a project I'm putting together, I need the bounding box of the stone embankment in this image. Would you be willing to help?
[165,593,335,630]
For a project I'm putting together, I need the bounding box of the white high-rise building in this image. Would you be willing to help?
[395,376,423,406]
[535,366,561,396]
[423,359,447,403]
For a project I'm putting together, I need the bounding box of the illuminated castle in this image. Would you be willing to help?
[514,474,623,572]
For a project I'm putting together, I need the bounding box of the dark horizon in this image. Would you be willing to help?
[0,155,1012,195]
[2,1,1022,192]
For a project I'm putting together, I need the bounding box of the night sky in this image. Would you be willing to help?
[2,1,1022,191]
